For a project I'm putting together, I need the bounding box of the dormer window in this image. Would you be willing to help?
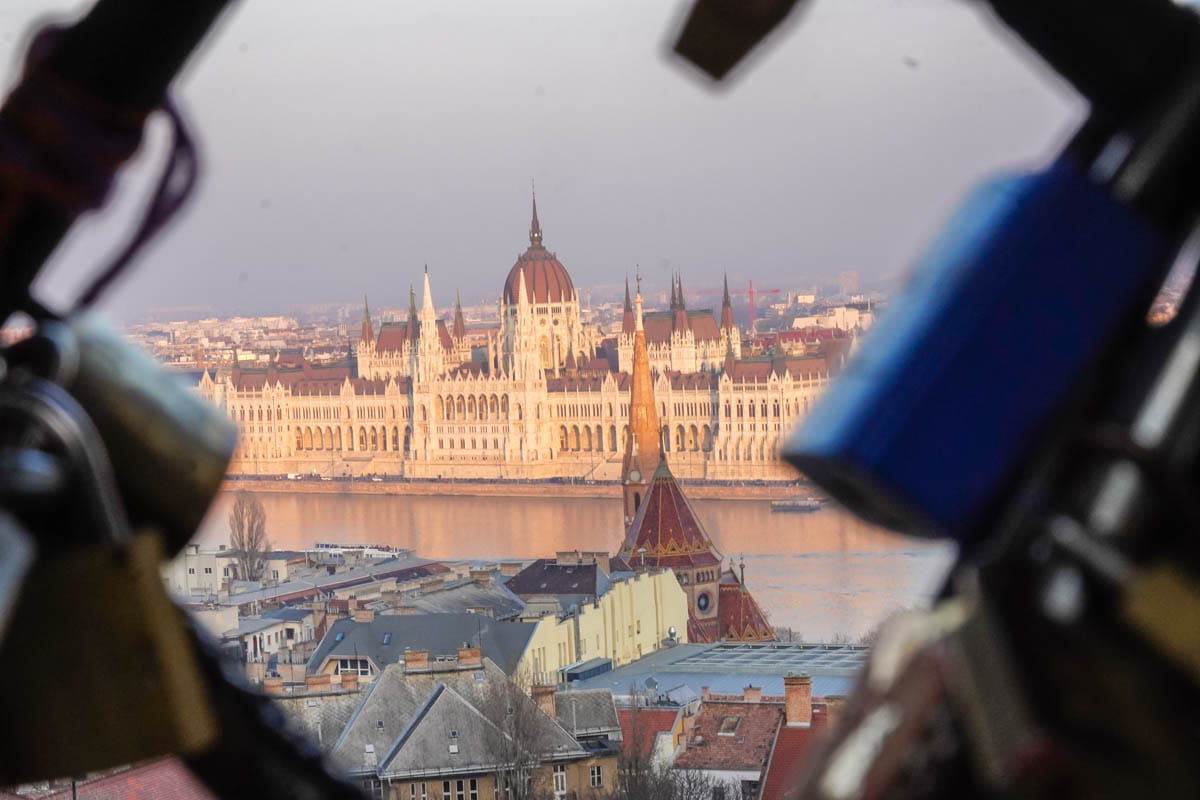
[718,716,741,736]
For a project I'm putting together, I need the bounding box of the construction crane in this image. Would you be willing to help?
[689,279,782,334]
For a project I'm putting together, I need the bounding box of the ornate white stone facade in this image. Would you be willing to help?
[198,201,848,481]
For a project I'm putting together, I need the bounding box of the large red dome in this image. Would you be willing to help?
[503,192,575,305]
[503,245,575,305]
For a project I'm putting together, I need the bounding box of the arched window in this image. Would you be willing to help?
[674,425,685,451]
[596,425,603,452]
[571,426,580,451]
[294,429,303,450]
[379,425,387,451]
[559,426,569,451]
[702,425,713,452]
[662,425,671,453]
[584,427,593,451]
[370,428,379,450]
[326,427,334,450]
[609,425,617,451]
[404,426,412,453]
[303,428,312,450]
[335,427,342,450]
[392,426,399,450]
[436,396,445,420]
[688,425,699,451]
[471,438,477,449]
[468,396,476,420]
[359,428,367,449]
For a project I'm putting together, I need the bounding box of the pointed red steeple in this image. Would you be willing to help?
[717,566,775,641]
[619,457,723,569]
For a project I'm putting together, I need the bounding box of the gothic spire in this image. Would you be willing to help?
[720,272,736,332]
[453,290,466,340]
[360,293,374,344]
[421,264,435,315]
[530,182,543,246]
[622,278,660,525]
[676,273,686,310]
[408,284,418,342]
[622,275,635,335]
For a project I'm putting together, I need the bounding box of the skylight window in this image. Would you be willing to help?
[382,633,392,645]
[334,632,344,642]
[718,716,741,736]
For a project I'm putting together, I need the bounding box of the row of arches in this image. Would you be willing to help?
[558,424,621,453]
[436,394,511,422]
[292,425,412,454]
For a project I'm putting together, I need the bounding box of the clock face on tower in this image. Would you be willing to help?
[629,470,640,482]
[697,592,711,613]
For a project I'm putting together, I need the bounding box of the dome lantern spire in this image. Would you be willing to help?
[530,180,542,246]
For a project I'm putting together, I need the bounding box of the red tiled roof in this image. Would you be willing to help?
[374,320,454,352]
[618,708,681,763]
[503,245,574,304]
[759,708,829,800]
[717,571,775,642]
[375,321,414,351]
[619,458,722,570]
[641,310,722,345]
[35,758,214,800]
[673,700,783,772]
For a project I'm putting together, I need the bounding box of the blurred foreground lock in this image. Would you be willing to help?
[0,532,217,782]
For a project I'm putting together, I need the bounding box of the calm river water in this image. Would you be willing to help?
[195,492,954,642]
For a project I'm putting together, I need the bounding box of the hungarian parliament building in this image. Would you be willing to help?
[198,199,849,481]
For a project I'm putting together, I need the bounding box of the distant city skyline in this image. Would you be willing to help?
[2,0,1080,321]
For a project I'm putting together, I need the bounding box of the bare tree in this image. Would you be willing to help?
[479,667,559,800]
[229,491,270,581]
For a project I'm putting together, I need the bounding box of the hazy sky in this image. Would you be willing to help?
[1,1,1081,320]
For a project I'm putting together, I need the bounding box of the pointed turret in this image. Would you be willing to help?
[720,273,735,331]
[621,275,635,335]
[565,345,578,376]
[407,285,418,343]
[516,265,529,308]
[622,281,660,526]
[674,273,690,333]
[453,290,466,340]
[360,294,374,345]
[421,265,435,318]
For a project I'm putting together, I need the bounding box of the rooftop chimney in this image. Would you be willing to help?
[352,608,375,623]
[305,674,332,693]
[263,677,284,695]
[743,685,762,703]
[783,672,813,727]
[469,568,494,586]
[340,672,360,691]
[404,649,430,673]
[457,645,483,669]
[532,684,557,720]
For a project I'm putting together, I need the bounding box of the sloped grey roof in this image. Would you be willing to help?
[555,689,621,738]
[333,659,584,778]
[263,607,312,623]
[274,690,364,753]
[379,684,510,778]
[308,613,537,676]
[399,578,525,620]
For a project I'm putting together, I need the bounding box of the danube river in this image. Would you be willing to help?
[194,492,955,642]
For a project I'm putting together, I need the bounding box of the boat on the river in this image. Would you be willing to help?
[770,496,823,513]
